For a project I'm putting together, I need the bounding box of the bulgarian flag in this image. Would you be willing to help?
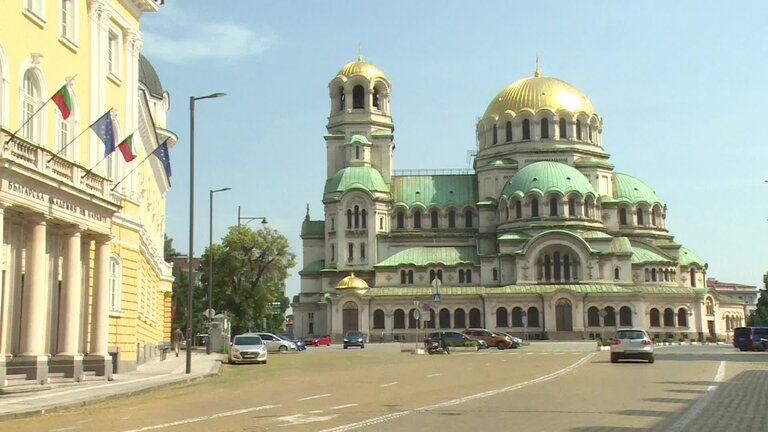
[117,134,137,162]
[52,84,72,120]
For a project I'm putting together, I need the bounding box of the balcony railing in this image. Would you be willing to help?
[1,126,113,200]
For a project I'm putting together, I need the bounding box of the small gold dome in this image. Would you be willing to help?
[483,69,595,119]
[337,55,387,81]
[336,272,370,290]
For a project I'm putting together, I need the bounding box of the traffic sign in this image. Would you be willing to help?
[433,293,441,302]
[422,303,430,311]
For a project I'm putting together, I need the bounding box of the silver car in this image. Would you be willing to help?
[255,332,297,353]
[229,333,268,364]
[610,329,654,363]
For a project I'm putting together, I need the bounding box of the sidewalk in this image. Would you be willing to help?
[0,349,223,420]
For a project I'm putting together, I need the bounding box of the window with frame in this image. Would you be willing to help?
[576,119,582,140]
[637,208,644,225]
[360,243,365,259]
[25,0,43,17]
[531,198,539,217]
[619,208,627,225]
[108,30,120,77]
[568,198,575,216]
[448,210,456,228]
[22,70,41,142]
[505,121,512,141]
[540,118,549,138]
[347,243,354,262]
[352,85,364,109]
[396,211,404,229]
[56,110,73,158]
[522,119,530,140]
[108,255,121,312]
[465,209,473,227]
[430,210,438,228]
[414,211,421,229]
[549,197,558,216]
[61,0,75,41]
[559,118,567,138]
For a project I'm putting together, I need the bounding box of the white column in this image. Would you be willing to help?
[0,204,7,357]
[89,236,110,357]
[57,228,82,356]
[19,217,48,356]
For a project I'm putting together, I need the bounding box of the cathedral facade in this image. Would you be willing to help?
[292,56,745,343]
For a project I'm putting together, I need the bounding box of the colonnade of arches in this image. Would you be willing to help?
[617,204,666,229]
[499,194,598,222]
[393,206,476,230]
[370,306,543,330]
[477,111,602,149]
[330,79,390,114]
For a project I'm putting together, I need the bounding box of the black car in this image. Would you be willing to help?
[343,331,365,349]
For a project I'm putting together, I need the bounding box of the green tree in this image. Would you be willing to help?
[748,273,768,325]
[165,235,206,333]
[200,224,296,335]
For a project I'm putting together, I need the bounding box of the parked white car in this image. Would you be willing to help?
[610,329,654,364]
[229,333,268,364]
[255,332,297,353]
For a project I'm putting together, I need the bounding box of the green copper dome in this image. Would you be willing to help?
[501,161,596,198]
[612,173,663,205]
[324,166,390,194]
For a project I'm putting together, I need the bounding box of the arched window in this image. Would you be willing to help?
[431,210,439,228]
[515,201,522,219]
[465,209,473,228]
[512,307,524,327]
[576,119,582,140]
[652,208,658,226]
[109,255,122,312]
[619,208,627,225]
[663,308,675,327]
[527,307,540,327]
[540,118,549,138]
[505,121,512,142]
[469,308,481,328]
[677,308,688,327]
[458,269,465,283]
[396,211,404,229]
[549,197,558,216]
[568,198,575,216]
[408,309,418,329]
[338,87,345,110]
[588,125,593,142]
[361,209,367,229]
[505,206,510,221]
[400,270,407,284]
[559,118,567,138]
[22,70,41,141]
[330,245,335,261]
[354,205,360,228]
[346,209,352,229]
[373,309,385,329]
[429,269,443,282]
[690,268,696,287]
[352,85,365,109]
[706,297,714,315]
[650,308,660,327]
[492,124,498,144]
[522,119,531,140]
[448,210,456,228]
[614,267,620,279]
[360,243,365,259]
[425,309,436,329]
[439,309,451,328]
[604,306,616,326]
[347,243,354,262]
[466,269,472,283]
[496,307,509,327]
[407,270,413,284]
[492,268,498,281]
[619,306,632,327]
[454,309,466,328]
[372,88,380,109]
[355,145,360,159]
[414,211,421,228]
[583,198,591,218]
[531,198,539,217]
[637,208,644,225]
[393,309,405,329]
[587,307,600,327]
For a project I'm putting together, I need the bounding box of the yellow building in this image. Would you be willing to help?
[0,0,174,387]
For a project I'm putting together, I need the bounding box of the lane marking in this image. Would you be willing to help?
[319,352,596,432]
[667,360,726,432]
[300,393,332,401]
[379,382,398,387]
[277,414,338,425]
[426,373,441,378]
[331,404,358,410]
[119,404,278,432]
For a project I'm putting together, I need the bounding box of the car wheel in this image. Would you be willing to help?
[361,344,365,349]
[610,353,618,363]
[344,345,348,349]
[496,341,505,350]
[648,355,655,364]
[279,345,288,353]
[228,356,234,364]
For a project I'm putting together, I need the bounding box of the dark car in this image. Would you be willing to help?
[733,326,768,351]
[343,331,365,349]
[425,331,485,350]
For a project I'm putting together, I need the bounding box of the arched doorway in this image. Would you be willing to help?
[342,301,359,333]
[555,298,573,331]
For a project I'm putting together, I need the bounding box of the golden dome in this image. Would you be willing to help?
[336,272,370,290]
[336,55,387,81]
[483,68,595,119]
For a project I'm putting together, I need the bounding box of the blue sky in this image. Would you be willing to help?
[141,1,768,303]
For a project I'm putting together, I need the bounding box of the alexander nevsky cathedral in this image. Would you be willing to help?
[291,56,747,343]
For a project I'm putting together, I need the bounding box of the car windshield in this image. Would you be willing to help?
[616,331,646,339]
[346,331,362,338]
[234,336,262,345]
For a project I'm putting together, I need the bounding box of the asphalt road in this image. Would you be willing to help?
[4,342,767,432]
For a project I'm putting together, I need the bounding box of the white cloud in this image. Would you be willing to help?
[141,8,274,63]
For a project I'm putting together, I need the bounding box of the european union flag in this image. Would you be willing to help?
[90,111,115,156]
[152,139,172,182]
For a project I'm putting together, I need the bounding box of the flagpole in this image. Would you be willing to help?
[47,104,112,164]
[82,153,111,178]
[5,76,76,146]
[110,139,155,191]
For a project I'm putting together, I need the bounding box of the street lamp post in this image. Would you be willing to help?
[187,92,226,374]
[207,187,231,355]
[237,205,268,226]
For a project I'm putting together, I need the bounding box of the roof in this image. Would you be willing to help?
[301,220,324,237]
[375,247,479,267]
[501,161,597,199]
[483,69,595,119]
[336,273,370,289]
[392,174,476,208]
[324,166,390,195]
[678,246,706,266]
[574,157,614,170]
[611,172,663,205]
[138,54,164,99]
[336,55,388,82]
[631,245,675,264]
[347,135,372,146]
[299,260,325,275]
[358,284,706,297]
